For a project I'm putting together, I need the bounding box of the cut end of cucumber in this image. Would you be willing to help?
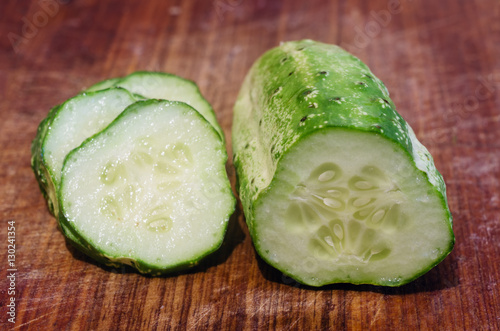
[254,129,453,287]
[60,100,235,274]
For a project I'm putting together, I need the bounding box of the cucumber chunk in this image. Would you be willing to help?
[232,40,454,287]
[32,88,139,217]
[86,71,224,139]
[59,100,235,274]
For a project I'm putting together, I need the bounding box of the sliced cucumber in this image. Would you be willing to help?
[31,88,139,217]
[86,71,224,139]
[232,40,454,287]
[59,100,235,274]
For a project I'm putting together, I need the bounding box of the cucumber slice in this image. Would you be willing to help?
[31,88,139,217]
[86,71,224,139]
[59,100,235,274]
[232,40,454,287]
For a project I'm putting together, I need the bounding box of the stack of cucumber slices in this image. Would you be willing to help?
[31,72,235,274]
[32,40,454,286]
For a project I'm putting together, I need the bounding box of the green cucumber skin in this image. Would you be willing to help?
[58,99,236,275]
[232,39,454,286]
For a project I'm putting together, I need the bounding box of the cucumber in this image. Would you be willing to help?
[232,40,454,287]
[59,100,235,274]
[85,71,224,139]
[31,88,139,217]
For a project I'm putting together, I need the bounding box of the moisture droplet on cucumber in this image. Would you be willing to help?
[59,100,235,274]
[85,71,224,139]
[232,39,454,287]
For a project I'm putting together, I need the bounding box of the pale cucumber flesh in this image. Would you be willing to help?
[59,100,235,273]
[254,129,452,286]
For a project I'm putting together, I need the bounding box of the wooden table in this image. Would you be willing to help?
[1,0,499,329]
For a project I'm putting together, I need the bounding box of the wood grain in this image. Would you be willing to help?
[1,0,499,329]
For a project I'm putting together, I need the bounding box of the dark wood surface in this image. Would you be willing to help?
[1,0,499,329]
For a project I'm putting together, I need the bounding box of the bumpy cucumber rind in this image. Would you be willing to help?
[58,100,235,275]
[232,39,454,286]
